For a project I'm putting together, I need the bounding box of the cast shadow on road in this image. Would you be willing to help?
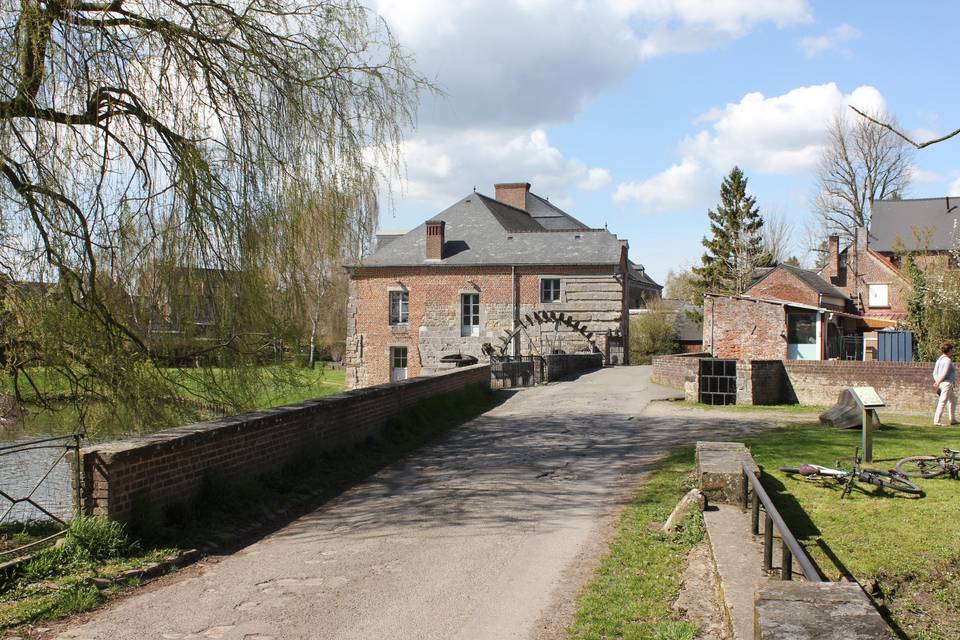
[249,409,778,549]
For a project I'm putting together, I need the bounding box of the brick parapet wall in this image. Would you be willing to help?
[651,352,709,391]
[82,364,491,522]
[781,360,934,412]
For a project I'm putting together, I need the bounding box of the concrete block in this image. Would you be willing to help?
[696,441,759,504]
[755,581,893,640]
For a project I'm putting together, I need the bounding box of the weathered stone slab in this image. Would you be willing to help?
[755,581,893,640]
[696,441,759,504]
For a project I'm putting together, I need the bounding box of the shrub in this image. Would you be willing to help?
[66,516,132,561]
[630,312,680,365]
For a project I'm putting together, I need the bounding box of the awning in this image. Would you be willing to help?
[860,317,899,329]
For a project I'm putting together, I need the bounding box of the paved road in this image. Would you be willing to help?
[59,367,759,640]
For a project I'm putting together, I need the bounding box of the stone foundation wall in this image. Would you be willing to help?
[82,365,490,523]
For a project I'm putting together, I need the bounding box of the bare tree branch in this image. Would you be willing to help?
[850,105,960,149]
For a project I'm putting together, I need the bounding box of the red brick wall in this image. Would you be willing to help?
[81,365,490,522]
[821,242,911,316]
[348,265,622,387]
[702,296,788,361]
[783,360,934,413]
[651,352,709,389]
[746,269,822,308]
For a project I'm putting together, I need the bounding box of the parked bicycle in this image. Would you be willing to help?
[895,448,960,479]
[780,447,923,498]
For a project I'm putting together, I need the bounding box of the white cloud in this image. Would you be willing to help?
[908,165,943,184]
[615,83,891,214]
[797,23,861,57]
[613,159,711,212]
[386,127,609,209]
[950,176,960,197]
[375,0,811,128]
[578,168,613,191]
[680,83,887,175]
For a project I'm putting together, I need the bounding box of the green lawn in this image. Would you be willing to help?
[568,448,702,640]
[672,400,830,415]
[747,422,960,640]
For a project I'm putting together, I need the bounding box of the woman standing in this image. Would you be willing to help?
[933,342,957,426]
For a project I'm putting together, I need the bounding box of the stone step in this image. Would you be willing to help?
[704,504,776,640]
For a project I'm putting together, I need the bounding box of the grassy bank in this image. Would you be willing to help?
[0,382,498,635]
[568,447,702,640]
[0,517,178,630]
[747,422,960,640]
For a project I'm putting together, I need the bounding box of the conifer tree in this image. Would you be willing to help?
[693,167,771,302]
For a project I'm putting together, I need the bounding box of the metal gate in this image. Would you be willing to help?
[699,358,737,405]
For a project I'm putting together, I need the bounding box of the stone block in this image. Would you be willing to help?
[755,581,892,640]
[696,441,759,504]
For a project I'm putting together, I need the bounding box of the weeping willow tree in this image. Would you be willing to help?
[0,0,425,430]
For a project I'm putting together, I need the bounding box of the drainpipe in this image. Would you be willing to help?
[512,265,519,356]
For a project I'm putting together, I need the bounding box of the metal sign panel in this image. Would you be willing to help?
[850,386,884,408]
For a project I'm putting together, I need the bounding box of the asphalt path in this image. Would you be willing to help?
[58,366,759,640]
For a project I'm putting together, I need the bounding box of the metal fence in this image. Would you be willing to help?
[741,461,821,581]
[0,434,83,559]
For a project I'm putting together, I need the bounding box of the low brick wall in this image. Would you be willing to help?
[737,360,786,405]
[651,352,709,390]
[82,364,490,522]
[782,360,934,413]
[543,353,603,381]
[490,353,603,389]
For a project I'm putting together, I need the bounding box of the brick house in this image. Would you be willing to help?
[702,197,960,362]
[345,182,657,388]
[702,263,885,361]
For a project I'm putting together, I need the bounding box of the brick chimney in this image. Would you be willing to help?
[826,235,841,282]
[425,220,445,260]
[494,182,531,211]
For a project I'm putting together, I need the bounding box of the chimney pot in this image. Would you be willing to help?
[425,220,445,260]
[494,182,531,211]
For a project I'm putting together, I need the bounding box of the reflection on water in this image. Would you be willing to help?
[0,439,78,523]
[1,405,198,524]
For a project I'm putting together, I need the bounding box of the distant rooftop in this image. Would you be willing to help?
[871,197,960,252]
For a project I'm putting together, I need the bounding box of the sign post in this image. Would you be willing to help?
[850,387,885,463]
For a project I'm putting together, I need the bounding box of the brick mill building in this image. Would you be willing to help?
[345,182,660,389]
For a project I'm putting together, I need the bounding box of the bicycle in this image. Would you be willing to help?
[895,448,960,479]
[780,447,923,498]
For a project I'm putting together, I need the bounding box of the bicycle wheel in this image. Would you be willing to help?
[896,456,945,478]
[860,469,924,495]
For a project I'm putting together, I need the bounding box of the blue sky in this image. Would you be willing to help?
[372,1,960,284]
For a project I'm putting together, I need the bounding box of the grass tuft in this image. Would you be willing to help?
[568,447,702,640]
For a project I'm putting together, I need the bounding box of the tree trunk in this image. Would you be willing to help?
[308,319,318,370]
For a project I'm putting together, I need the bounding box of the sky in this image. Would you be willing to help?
[370,0,960,284]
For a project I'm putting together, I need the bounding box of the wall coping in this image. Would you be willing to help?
[83,364,490,461]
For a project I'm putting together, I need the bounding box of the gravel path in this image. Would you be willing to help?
[58,366,767,640]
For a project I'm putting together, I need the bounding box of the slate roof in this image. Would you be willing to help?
[655,299,703,342]
[627,261,662,289]
[525,193,590,230]
[359,191,624,267]
[871,197,960,251]
[749,263,849,300]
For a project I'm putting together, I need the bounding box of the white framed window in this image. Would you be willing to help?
[540,278,561,303]
[389,290,408,325]
[390,346,408,381]
[868,284,889,308]
[461,293,480,337]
